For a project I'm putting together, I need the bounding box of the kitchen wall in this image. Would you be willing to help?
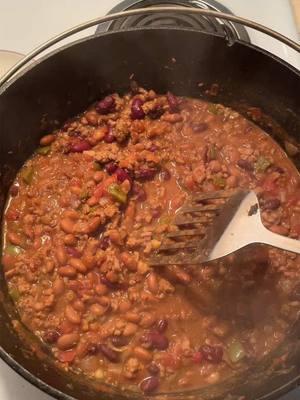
[291,0,300,37]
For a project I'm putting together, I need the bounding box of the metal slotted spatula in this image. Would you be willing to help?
[149,189,300,266]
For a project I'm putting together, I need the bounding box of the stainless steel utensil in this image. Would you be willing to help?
[150,189,300,265]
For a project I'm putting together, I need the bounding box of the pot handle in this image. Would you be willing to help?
[0,6,299,88]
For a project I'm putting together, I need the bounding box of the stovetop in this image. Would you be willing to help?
[0,1,299,399]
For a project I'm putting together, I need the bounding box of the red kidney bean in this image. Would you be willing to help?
[149,143,158,152]
[272,165,284,174]
[116,168,131,183]
[263,198,281,210]
[167,91,179,113]
[87,343,99,355]
[99,237,110,250]
[96,95,115,115]
[104,130,116,143]
[135,168,157,180]
[152,207,162,218]
[148,107,164,120]
[70,139,91,153]
[99,344,119,363]
[132,183,147,202]
[148,363,160,375]
[192,351,203,364]
[192,122,208,133]
[66,246,81,258]
[105,162,118,174]
[10,185,19,197]
[200,345,223,363]
[44,330,60,344]
[67,130,81,138]
[131,98,145,120]
[141,330,169,350]
[160,168,171,181]
[237,159,254,171]
[111,335,129,347]
[140,376,159,394]
[156,319,168,333]
[100,275,123,290]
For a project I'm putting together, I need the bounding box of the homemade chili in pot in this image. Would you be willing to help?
[2,88,300,394]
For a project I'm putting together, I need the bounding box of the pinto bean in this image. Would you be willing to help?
[133,346,153,362]
[64,209,80,219]
[82,255,96,270]
[174,268,191,284]
[58,266,77,278]
[98,296,110,307]
[57,333,79,350]
[147,272,158,294]
[123,323,138,336]
[40,134,55,146]
[65,305,81,324]
[73,299,85,312]
[63,234,77,246]
[85,111,99,126]
[120,252,137,272]
[270,224,289,236]
[93,171,105,182]
[140,313,156,328]
[105,270,118,283]
[86,216,102,233]
[60,218,75,234]
[52,278,65,296]
[124,312,141,323]
[75,340,89,359]
[108,229,122,245]
[209,160,222,173]
[72,299,85,311]
[95,125,109,139]
[118,300,131,313]
[90,303,106,317]
[76,217,102,234]
[95,284,108,296]
[162,113,183,123]
[227,175,238,188]
[124,202,136,228]
[7,231,22,246]
[44,260,55,273]
[69,258,87,274]
[55,245,67,265]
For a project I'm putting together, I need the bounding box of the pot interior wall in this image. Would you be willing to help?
[0,28,300,400]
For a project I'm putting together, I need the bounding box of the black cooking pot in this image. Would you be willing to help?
[0,7,300,400]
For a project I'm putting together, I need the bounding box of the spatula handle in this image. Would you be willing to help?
[260,226,300,254]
